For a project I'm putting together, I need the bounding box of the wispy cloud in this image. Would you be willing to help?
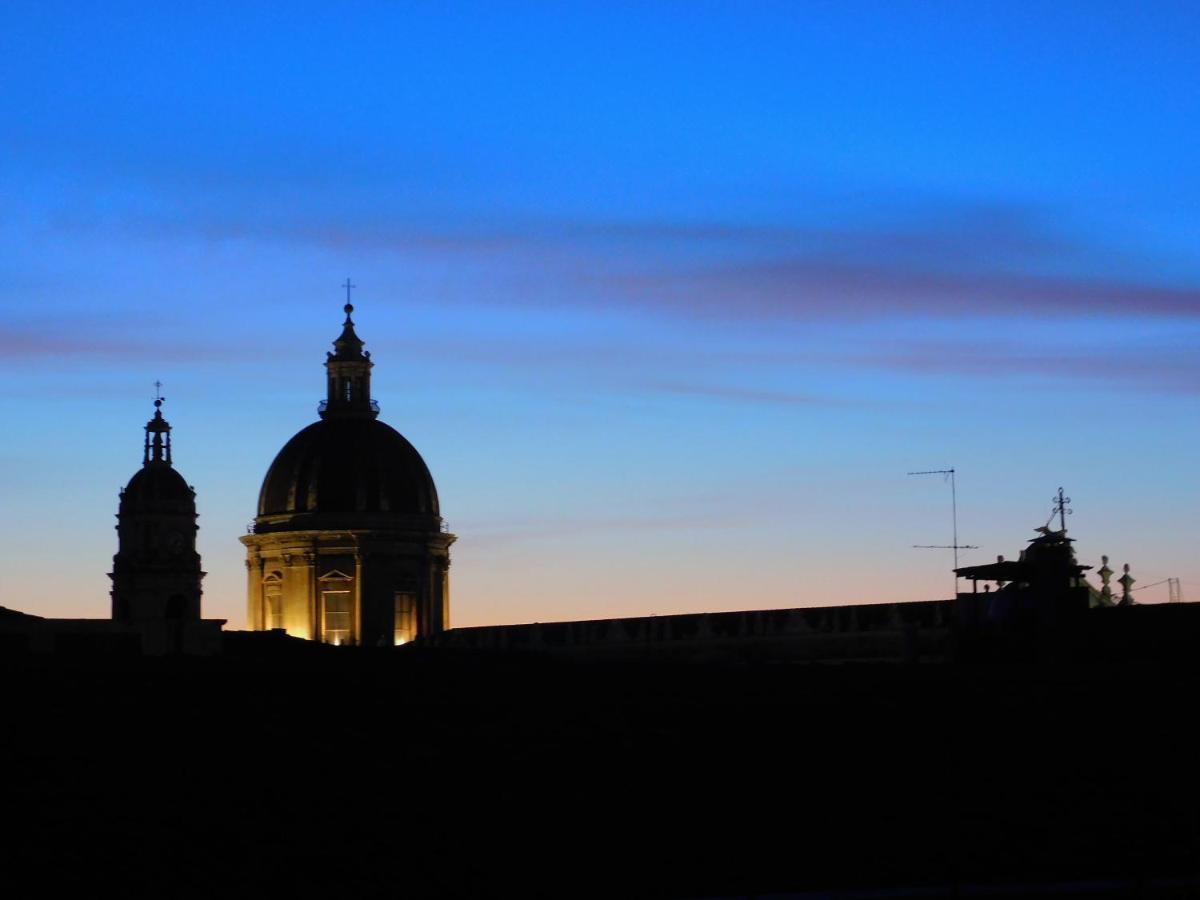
[644,381,841,407]
[0,325,240,364]
[860,339,1200,395]
[76,197,1081,266]
[594,260,1200,323]
[77,197,1199,326]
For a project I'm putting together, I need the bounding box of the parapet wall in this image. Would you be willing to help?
[0,610,225,656]
[436,600,955,663]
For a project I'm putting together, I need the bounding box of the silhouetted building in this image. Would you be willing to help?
[240,302,454,645]
[435,601,954,663]
[0,398,222,655]
[956,527,1091,601]
[436,523,1182,664]
[110,395,204,622]
[1,294,1186,667]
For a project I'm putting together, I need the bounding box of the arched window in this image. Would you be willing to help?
[263,572,283,630]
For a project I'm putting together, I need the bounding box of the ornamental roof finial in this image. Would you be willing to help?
[144,381,172,465]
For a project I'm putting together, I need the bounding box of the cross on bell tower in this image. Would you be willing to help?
[143,381,172,465]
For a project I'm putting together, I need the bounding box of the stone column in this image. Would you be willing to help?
[305,549,318,641]
[245,552,262,631]
[353,547,364,646]
[418,554,434,639]
[282,549,317,641]
[439,556,451,632]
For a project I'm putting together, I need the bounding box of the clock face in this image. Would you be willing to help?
[166,531,185,555]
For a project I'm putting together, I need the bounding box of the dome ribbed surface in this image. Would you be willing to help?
[257,418,439,519]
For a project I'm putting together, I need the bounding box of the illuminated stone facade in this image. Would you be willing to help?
[240,302,454,645]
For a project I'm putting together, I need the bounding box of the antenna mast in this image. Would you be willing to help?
[909,467,977,597]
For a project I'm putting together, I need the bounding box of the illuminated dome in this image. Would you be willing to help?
[256,417,439,524]
[241,295,455,647]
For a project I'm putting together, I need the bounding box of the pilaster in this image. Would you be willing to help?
[245,552,263,630]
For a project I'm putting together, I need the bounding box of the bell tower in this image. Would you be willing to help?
[110,389,205,623]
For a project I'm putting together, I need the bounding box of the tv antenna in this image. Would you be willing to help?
[909,467,978,596]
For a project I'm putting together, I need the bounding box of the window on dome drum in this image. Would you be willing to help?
[394,592,416,645]
[264,583,283,630]
[322,590,352,645]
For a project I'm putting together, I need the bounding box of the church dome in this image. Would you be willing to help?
[241,296,455,647]
[120,463,195,514]
[256,417,440,524]
[251,300,443,535]
[118,395,195,514]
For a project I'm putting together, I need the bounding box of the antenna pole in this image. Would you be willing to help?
[1168,578,1183,603]
[909,467,969,598]
[950,468,959,573]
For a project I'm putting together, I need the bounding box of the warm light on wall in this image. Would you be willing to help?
[395,591,416,646]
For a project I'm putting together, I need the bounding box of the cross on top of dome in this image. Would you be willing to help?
[322,285,378,419]
[330,281,367,362]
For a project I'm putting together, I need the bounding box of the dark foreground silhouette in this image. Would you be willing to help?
[5,647,1198,899]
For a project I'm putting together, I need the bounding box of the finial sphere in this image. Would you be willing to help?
[344,302,354,315]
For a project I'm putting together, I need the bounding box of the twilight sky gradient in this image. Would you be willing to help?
[2,2,1198,627]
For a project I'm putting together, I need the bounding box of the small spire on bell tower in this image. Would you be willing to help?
[143,381,173,465]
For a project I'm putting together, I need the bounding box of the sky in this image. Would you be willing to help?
[1,1,1197,628]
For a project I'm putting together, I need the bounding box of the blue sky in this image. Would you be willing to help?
[2,2,1197,625]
